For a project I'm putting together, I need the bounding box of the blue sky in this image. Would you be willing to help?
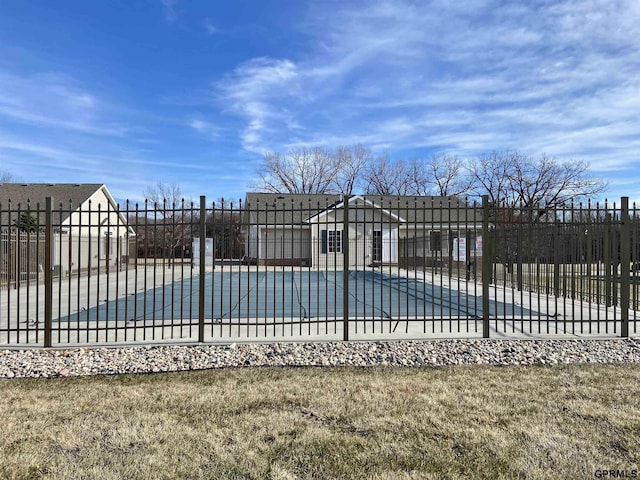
[1,0,639,205]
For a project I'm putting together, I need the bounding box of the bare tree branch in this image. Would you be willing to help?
[333,144,372,194]
[427,154,473,197]
[405,154,472,196]
[0,170,21,182]
[509,154,607,210]
[362,154,413,195]
[469,150,607,221]
[141,182,192,265]
[252,145,607,209]
[469,150,519,205]
[144,181,184,214]
[255,147,340,194]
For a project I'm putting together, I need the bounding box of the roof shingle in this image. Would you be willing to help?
[243,193,482,225]
[0,183,106,225]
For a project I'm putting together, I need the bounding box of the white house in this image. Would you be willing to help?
[0,183,135,278]
[243,193,483,268]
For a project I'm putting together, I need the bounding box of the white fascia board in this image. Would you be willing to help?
[259,224,311,230]
[61,185,136,236]
[305,195,407,223]
[400,223,483,230]
[98,185,136,236]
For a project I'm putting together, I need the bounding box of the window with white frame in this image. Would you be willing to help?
[327,230,342,253]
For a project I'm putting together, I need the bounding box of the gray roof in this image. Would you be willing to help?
[0,183,105,208]
[243,193,482,226]
[0,183,107,225]
[244,193,342,225]
[359,195,482,224]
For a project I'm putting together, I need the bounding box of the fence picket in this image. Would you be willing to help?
[0,194,637,346]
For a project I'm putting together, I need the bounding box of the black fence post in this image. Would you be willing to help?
[553,223,561,297]
[481,196,490,338]
[198,195,206,343]
[343,195,350,341]
[605,212,612,307]
[621,197,630,337]
[44,197,53,348]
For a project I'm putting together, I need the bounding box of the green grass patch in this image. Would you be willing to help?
[1,364,639,479]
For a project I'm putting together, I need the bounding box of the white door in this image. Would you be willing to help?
[382,228,397,263]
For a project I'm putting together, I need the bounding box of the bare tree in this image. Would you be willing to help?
[139,182,193,264]
[404,154,471,196]
[469,150,518,205]
[406,158,430,196]
[256,147,340,194]
[206,198,244,259]
[426,154,473,197]
[253,146,605,208]
[0,170,21,182]
[362,154,413,195]
[144,181,184,215]
[469,150,607,221]
[510,154,606,210]
[333,144,372,194]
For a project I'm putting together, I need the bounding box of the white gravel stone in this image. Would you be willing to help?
[0,338,639,378]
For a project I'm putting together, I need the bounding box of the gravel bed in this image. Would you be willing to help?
[1,338,639,378]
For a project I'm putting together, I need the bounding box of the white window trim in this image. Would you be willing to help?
[328,230,342,253]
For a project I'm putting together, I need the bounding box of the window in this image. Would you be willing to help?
[430,231,442,252]
[321,229,342,253]
[328,230,342,253]
[372,230,382,262]
[104,232,113,258]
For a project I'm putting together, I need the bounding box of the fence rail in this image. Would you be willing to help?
[0,195,638,347]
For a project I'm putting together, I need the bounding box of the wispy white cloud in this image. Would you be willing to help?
[161,0,180,24]
[218,57,299,152]
[0,134,219,173]
[214,0,640,199]
[0,131,239,204]
[189,119,219,139]
[0,71,128,136]
[203,18,218,35]
[3,0,636,203]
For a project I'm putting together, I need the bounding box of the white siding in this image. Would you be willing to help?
[311,206,400,268]
[245,225,259,259]
[54,188,132,274]
[260,228,310,261]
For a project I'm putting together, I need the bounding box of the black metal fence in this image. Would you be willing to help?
[0,195,638,347]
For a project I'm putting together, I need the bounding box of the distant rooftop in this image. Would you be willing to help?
[0,183,105,209]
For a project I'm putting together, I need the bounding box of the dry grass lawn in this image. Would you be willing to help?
[1,364,639,479]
